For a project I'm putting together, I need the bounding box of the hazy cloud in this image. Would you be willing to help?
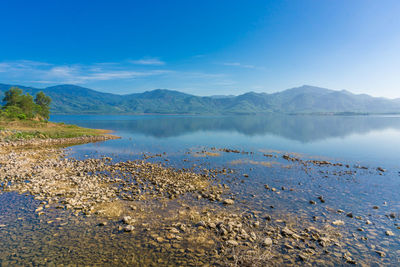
[0,60,170,85]
[129,58,166,65]
[0,59,238,95]
[222,62,255,69]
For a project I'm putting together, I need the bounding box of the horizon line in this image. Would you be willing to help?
[0,82,398,100]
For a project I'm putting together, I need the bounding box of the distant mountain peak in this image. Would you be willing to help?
[141,88,191,96]
[209,94,236,99]
[46,84,94,91]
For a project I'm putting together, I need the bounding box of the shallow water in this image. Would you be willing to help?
[52,114,400,168]
[1,114,400,266]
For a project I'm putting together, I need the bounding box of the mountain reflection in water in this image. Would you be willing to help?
[52,114,400,143]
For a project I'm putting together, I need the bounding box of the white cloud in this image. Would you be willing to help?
[48,66,77,77]
[222,62,255,69]
[78,70,171,82]
[0,60,170,85]
[129,58,165,65]
[0,60,52,73]
[0,60,238,95]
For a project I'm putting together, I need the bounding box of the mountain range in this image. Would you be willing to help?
[1,83,400,115]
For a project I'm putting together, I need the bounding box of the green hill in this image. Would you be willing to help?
[1,84,400,115]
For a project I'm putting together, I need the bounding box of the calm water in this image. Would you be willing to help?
[1,114,400,265]
[52,114,400,168]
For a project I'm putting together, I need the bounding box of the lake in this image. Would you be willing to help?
[1,114,400,266]
[52,114,400,168]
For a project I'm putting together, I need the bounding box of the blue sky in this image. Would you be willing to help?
[0,0,399,97]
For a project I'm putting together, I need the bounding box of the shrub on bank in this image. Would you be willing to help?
[1,87,51,121]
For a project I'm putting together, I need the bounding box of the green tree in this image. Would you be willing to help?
[1,87,52,121]
[1,105,24,119]
[35,91,51,120]
[18,93,36,118]
[3,87,23,107]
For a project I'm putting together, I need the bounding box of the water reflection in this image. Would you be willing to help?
[52,114,400,143]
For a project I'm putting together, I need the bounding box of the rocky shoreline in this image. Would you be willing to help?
[0,133,119,148]
[0,136,397,266]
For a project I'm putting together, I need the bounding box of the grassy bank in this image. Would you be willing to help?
[0,118,111,140]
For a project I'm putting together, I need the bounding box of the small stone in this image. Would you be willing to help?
[281,227,295,237]
[227,240,238,246]
[373,206,379,210]
[250,232,257,240]
[385,230,394,236]
[122,216,134,225]
[208,222,216,229]
[35,207,43,213]
[123,225,135,232]
[170,227,180,234]
[346,212,353,218]
[299,254,308,261]
[262,237,273,246]
[284,244,294,250]
[165,233,175,239]
[375,250,386,257]
[332,220,345,226]
[309,200,316,205]
[346,259,357,265]
[366,220,372,225]
[223,199,234,205]
[197,221,206,227]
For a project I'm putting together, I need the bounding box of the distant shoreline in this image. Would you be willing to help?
[50,112,400,116]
